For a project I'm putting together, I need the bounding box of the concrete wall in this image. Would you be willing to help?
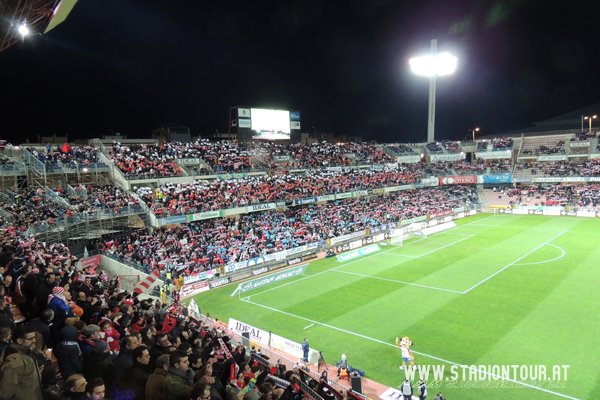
[96,255,163,293]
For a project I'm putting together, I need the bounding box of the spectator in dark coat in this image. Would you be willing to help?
[0,327,11,355]
[82,340,115,393]
[75,292,97,324]
[27,309,54,349]
[79,324,100,362]
[122,345,152,399]
[35,270,57,311]
[54,326,83,379]
[114,335,139,383]
[146,354,170,400]
[150,333,174,370]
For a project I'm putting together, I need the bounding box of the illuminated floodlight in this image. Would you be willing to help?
[410,52,457,77]
[83,168,88,172]
[18,24,29,36]
[410,39,458,143]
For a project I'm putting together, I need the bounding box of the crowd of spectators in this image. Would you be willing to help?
[0,155,15,168]
[487,159,512,173]
[0,188,71,233]
[521,139,565,156]
[109,143,184,178]
[27,145,100,170]
[426,143,442,153]
[1,229,310,400]
[441,141,462,153]
[424,162,455,175]
[486,183,600,208]
[385,144,414,155]
[108,140,397,178]
[0,185,141,233]
[516,161,577,177]
[103,187,473,276]
[477,138,514,152]
[135,167,425,214]
[519,184,600,207]
[574,131,596,141]
[451,160,486,174]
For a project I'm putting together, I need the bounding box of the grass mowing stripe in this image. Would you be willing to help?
[332,269,464,293]
[462,229,568,294]
[191,214,597,399]
[241,298,582,400]
[514,243,565,265]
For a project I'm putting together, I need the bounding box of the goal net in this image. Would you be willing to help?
[390,222,428,246]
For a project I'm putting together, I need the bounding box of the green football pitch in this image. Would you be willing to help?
[190,213,600,400]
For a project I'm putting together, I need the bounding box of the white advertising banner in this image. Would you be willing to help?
[349,239,363,249]
[248,203,276,212]
[373,233,385,242]
[238,108,251,118]
[269,333,320,364]
[577,210,597,217]
[430,154,465,162]
[543,210,562,216]
[396,155,420,164]
[228,318,270,346]
[228,318,320,364]
[475,151,512,160]
[570,142,590,147]
[330,230,365,245]
[538,155,567,161]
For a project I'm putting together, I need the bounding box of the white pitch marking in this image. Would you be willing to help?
[514,244,566,265]
[413,235,474,258]
[245,214,497,299]
[333,270,464,294]
[462,230,568,294]
[240,298,582,400]
[303,323,314,329]
[469,223,565,231]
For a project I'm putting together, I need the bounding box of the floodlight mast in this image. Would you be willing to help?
[410,39,457,143]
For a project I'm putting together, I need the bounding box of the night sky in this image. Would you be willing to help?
[2,0,600,144]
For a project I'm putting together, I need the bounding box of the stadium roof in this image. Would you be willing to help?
[483,102,600,139]
[0,0,77,52]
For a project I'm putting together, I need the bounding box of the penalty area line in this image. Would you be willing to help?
[332,270,463,294]
[513,244,565,265]
[240,298,581,400]
[462,230,568,294]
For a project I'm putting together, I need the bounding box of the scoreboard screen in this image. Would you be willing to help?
[250,109,290,140]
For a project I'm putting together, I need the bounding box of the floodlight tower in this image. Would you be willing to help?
[410,39,457,143]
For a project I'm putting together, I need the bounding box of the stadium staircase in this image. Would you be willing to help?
[591,137,600,157]
[477,185,489,210]
[564,136,571,155]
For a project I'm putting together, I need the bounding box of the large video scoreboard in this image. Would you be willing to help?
[233,107,300,141]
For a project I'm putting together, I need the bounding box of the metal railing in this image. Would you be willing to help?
[0,209,13,222]
[44,186,71,208]
[21,148,46,177]
[188,313,353,395]
[67,184,88,200]
[24,204,145,237]
[0,146,21,158]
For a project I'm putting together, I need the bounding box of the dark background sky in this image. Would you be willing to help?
[2,0,600,144]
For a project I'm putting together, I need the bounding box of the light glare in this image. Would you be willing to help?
[410,52,457,77]
[18,24,29,36]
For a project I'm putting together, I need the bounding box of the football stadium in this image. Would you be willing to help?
[2,2,600,400]
[2,131,600,400]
